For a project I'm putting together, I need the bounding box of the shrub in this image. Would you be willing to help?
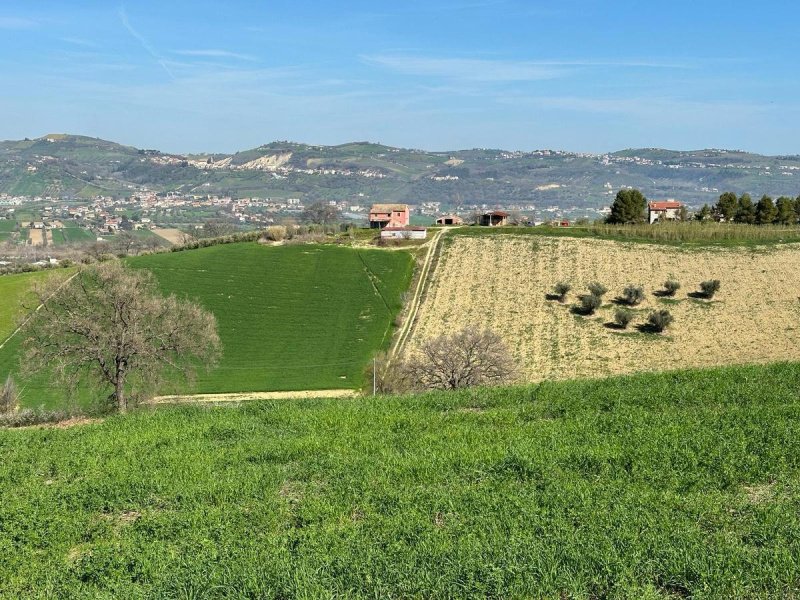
[264,226,287,242]
[576,293,602,315]
[663,279,681,296]
[553,282,571,302]
[613,308,634,329]
[646,309,674,333]
[700,279,721,298]
[587,282,608,297]
[622,285,645,306]
[0,375,19,414]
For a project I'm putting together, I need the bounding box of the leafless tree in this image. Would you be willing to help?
[113,231,142,256]
[22,261,221,412]
[405,327,515,391]
[200,219,236,239]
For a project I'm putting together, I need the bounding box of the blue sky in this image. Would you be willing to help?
[0,0,798,154]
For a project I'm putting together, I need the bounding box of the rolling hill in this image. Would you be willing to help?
[0,242,414,408]
[2,134,800,208]
[1,363,799,597]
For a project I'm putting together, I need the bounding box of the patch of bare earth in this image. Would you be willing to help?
[17,417,103,430]
[149,389,358,404]
[408,236,800,382]
[152,228,188,245]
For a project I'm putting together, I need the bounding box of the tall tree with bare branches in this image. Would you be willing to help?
[22,262,221,412]
[405,328,515,391]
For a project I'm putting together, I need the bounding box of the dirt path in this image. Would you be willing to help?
[0,271,79,351]
[392,227,451,358]
[149,389,359,404]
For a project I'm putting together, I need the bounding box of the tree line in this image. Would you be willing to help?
[607,188,800,225]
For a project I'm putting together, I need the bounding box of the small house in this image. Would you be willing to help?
[369,204,410,229]
[478,210,509,227]
[380,226,427,240]
[435,214,463,226]
[648,201,683,224]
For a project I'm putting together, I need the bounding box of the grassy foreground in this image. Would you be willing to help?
[2,363,800,597]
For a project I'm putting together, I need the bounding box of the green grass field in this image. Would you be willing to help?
[0,242,414,408]
[128,243,413,394]
[1,363,799,597]
[0,270,56,340]
[51,224,95,245]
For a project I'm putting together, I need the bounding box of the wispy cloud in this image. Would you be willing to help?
[60,37,98,48]
[174,49,257,62]
[0,16,38,29]
[362,55,566,82]
[363,54,693,82]
[118,5,174,79]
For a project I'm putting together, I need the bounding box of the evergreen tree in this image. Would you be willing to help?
[715,191,738,221]
[607,189,647,224]
[755,195,777,225]
[695,204,712,221]
[735,193,756,224]
[775,196,796,224]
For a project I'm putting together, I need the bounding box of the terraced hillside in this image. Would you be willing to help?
[0,243,413,407]
[409,232,800,382]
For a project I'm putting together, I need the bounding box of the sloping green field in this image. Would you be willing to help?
[128,243,413,394]
[1,363,800,597]
[0,243,414,407]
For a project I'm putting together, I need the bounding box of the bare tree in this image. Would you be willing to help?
[200,219,236,239]
[22,262,221,412]
[405,328,515,391]
[302,201,340,225]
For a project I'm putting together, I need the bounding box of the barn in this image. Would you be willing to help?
[478,211,509,227]
[436,214,464,226]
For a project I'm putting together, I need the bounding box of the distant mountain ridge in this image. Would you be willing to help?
[1,134,799,208]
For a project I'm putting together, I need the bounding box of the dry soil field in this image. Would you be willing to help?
[408,234,800,382]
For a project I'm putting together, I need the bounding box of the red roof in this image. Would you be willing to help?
[649,201,683,210]
[485,210,510,217]
[382,226,427,231]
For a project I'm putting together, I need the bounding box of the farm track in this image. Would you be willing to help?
[391,227,450,358]
[149,389,358,404]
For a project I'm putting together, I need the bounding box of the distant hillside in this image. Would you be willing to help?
[2,134,799,207]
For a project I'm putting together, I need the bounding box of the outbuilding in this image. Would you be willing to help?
[435,214,463,226]
[380,226,427,240]
[478,210,509,227]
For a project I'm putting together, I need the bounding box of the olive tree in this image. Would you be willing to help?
[22,262,221,412]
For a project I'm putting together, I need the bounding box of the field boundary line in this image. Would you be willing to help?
[391,227,450,360]
[0,271,78,351]
[149,389,359,404]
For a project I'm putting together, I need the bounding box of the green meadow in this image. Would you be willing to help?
[0,242,414,407]
[51,224,95,245]
[1,363,800,597]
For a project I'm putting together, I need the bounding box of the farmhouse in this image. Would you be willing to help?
[479,210,509,227]
[369,204,410,229]
[436,214,463,226]
[380,226,427,240]
[648,201,684,224]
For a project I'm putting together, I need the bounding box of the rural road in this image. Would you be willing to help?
[391,226,450,358]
